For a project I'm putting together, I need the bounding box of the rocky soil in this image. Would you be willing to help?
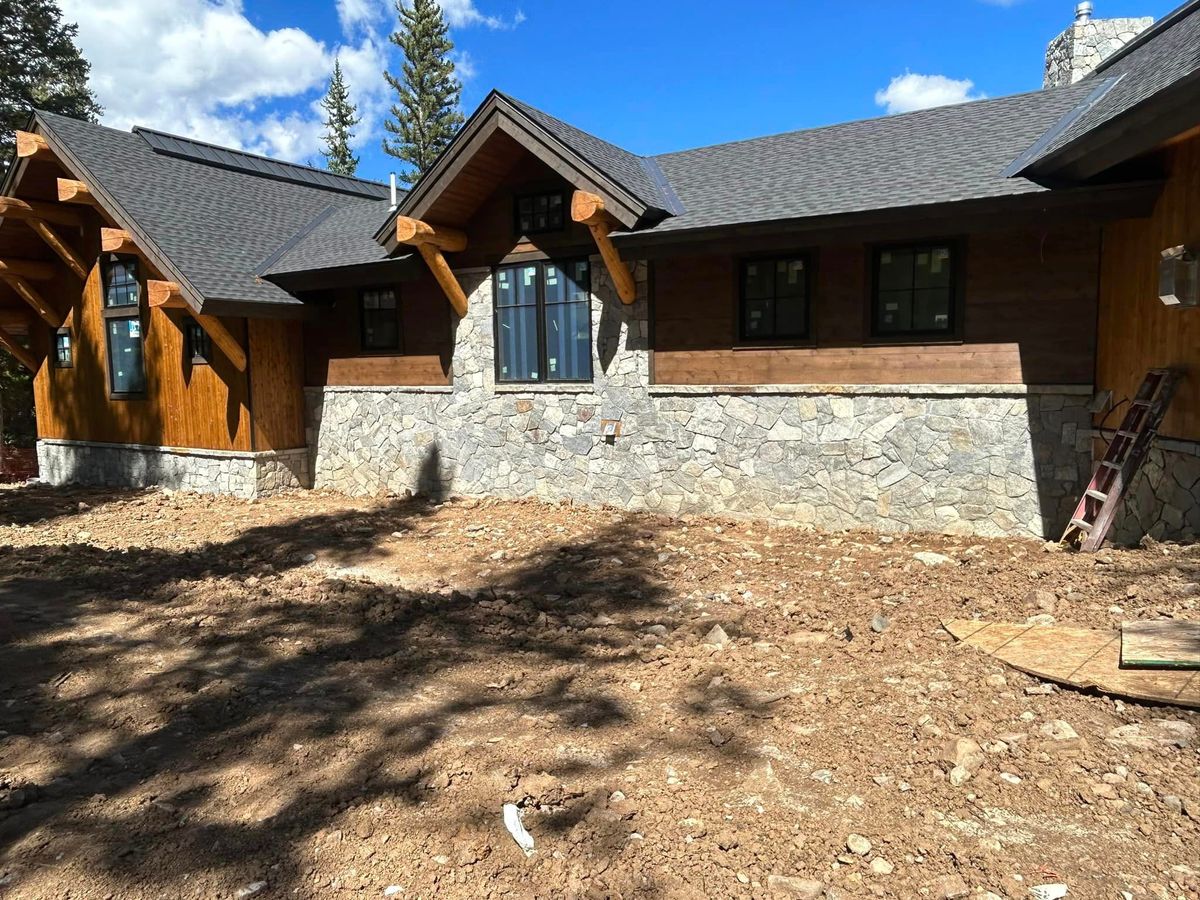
[0,484,1196,899]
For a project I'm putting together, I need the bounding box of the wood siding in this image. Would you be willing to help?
[1097,133,1200,441]
[249,318,306,450]
[303,274,453,387]
[652,224,1101,386]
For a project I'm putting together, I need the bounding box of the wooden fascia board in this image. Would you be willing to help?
[31,113,209,317]
[397,115,505,227]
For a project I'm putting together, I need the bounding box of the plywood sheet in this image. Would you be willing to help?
[944,619,1200,709]
[1121,620,1200,670]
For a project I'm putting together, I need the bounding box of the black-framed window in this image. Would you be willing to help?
[872,244,956,337]
[53,328,72,368]
[494,259,591,383]
[101,255,146,395]
[183,317,211,364]
[359,287,400,352]
[739,255,811,341]
[514,191,565,236]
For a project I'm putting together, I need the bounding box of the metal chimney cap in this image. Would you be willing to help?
[1075,1,1094,21]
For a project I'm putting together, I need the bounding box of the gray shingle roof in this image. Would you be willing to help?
[1013,0,1200,173]
[642,83,1096,235]
[35,111,390,310]
[261,200,397,277]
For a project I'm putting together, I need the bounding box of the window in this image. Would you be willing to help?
[53,328,72,368]
[739,255,811,341]
[494,259,591,383]
[183,317,211,364]
[873,244,956,337]
[514,191,565,236]
[359,287,400,352]
[101,255,146,395]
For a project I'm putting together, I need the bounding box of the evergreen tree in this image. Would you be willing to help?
[320,59,361,177]
[381,0,464,185]
[0,0,102,171]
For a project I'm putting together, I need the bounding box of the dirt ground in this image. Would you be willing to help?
[0,484,1197,900]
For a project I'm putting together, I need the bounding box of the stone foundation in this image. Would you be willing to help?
[1110,437,1200,545]
[37,439,309,499]
[306,258,1093,539]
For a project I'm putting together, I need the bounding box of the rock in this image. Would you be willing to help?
[948,766,973,786]
[1025,589,1057,613]
[810,769,834,784]
[870,614,890,634]
[703,624,731,647]
[1106,719,1196,750]
[785,631,828,646]
[765,875,824,898]
[1039,720,1079,742]
[984,674,1007,688]
[999,772,1022,785]
[870,858,895,875]
[914,551,956,567]
[1025,683,1055,695]
[943,737,985,774]
[936,874,970,898]
[235,882,267,899]
[846,833,872,856]
[709,729,729,747]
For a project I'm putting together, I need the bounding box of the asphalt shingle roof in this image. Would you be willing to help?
[642,83,1096,235]
[261,200,397,277]
[36,111,390,309]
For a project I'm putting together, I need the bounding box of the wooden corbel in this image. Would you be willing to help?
[0,274,63,326]
[15,131,52,162]
[570,191,637,305]
[100,228,137,255]
[27,220,88,280]
[0,324,38,372]
[57,178,96,206]
[394,216,469,317]
[148,279,247,372]
[0,259,56,280]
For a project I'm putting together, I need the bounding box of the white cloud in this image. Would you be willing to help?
[439,0,522,30]
[874,73,986,115]
[337,0,389,36]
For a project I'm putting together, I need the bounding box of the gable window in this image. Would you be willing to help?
[53,328,72,368]
[739,255,811,341]
[514,191,565,236]
[872,244,956,337]
[183,317,211,364]
[101,255,146,395]
[359,287,400,352]
[495,259,591,383]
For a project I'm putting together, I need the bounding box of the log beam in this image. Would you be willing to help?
[394,217,469,316]
[570,191,637,305]
[0,259,56,280]
[147,280,186,309]
[27,220,88,281]
[0,274,63,326]
[0,196,81,229]
[416,244,468,318]
[56,178,96,206]
[148,280,247,371]
[101,227,137,254]
[0,323,38,372]
[15,131,52,162]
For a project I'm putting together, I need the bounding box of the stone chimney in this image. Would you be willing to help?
[1044,2,1153,88]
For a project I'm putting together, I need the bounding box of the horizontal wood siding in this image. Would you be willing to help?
[652,224,1100,385]
[1097,134,1200,441]
[303,274,452,387]
[34,215,252,450]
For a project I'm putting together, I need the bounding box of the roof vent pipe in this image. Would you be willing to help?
[389,172,398,211]
[1075,1,1093,22]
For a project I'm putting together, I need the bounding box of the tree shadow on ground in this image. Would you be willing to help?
[0,485,761,897]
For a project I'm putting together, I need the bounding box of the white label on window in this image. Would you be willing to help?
[749,310,762,319]
[546,270,558,285]
[885,302,899,311]
[524,269,535,286]
[531,370,538,378]
[881,252,892,265]
[935,314,948,325]
[549,358,557,372]
[917,253,929,267]
[747,265,757,276]
[128,320,141,338]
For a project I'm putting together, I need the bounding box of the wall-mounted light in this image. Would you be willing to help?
[1159,245,1198,308]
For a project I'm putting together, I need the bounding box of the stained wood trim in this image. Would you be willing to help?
[0,273,63,326]
[0,323,38,372]
[394,216,470,316]
[100,228,137,254]
[0,258,55,280]
[148,279,247,373]
[417,244,469,317]
[15,131,52,162]
[0,196,81,229]
[147,280,186,309]
[56,178,96,205]
[27,219,88,280]
[571,190,636,304]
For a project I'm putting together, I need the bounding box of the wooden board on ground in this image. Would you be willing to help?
[944,620,1200,709]
[1120,620,1200,671]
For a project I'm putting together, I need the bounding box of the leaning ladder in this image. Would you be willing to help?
[1062,368,1181,552]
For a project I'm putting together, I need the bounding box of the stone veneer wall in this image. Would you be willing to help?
[1043,15,1152,88]
[306,257,1094,539]
[37,438,309,499]
[1110,438,1200,545]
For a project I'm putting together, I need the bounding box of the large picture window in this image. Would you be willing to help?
[739,255,810,341]
[359,287,400,352]
[494,259,591,383]
[101,255,146,395]
[872,244,956,337]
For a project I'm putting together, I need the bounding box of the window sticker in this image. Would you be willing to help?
[885,302,899,311]
[880,252,892,265]
[128,320,141,338]
[549,358,557,372]
[524,269,535,286]
[787,260,803,284]
[917,252,929,267]
[747,264,757,276]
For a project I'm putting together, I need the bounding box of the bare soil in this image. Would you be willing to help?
[0,484,1197,900]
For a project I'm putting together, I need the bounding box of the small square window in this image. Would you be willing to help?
[738,255,811,342]
[872,244,956,337]
[359,287,400,352]
[514,191,565,236]
[53,329,72,368]
[183,318,211,364]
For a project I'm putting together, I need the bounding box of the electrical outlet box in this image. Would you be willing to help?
[1159,245,1198,308]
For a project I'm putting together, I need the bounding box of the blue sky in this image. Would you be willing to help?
[60,0,1174,183]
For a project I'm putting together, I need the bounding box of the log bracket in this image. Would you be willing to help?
[571,191,637,305]
[148,280,247,372]
[394,217,469,317]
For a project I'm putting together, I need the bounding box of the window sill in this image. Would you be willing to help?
[494,382,596,394]
[732,340,817,351]
[861,336,964,348]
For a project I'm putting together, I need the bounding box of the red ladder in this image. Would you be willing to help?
[1062,368,1181,551]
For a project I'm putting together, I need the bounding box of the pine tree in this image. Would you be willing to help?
[381,0,464,185]
[320,59,361,177]
[0,0,102,171]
